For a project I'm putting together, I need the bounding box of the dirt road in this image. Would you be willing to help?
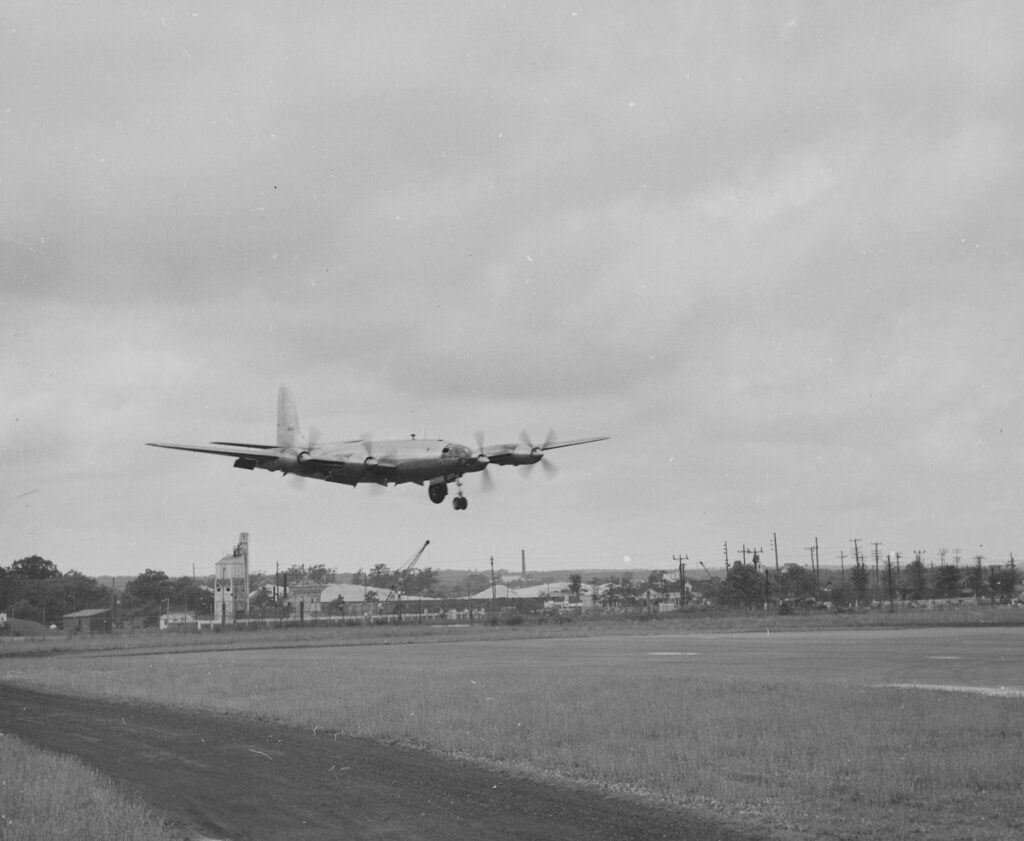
[1,684,753,841]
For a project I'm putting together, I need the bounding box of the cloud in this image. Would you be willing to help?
[4,2,1024,576]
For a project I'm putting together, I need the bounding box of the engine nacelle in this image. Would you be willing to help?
[274,449,311,472]
[503,445,542,466]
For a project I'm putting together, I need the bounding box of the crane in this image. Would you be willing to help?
[385,539,431,603]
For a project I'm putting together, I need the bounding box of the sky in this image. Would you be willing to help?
[3,2,1023,580]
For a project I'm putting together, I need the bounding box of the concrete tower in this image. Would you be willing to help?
[214,532,249,623]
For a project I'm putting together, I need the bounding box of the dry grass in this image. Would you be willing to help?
[6,629,1024,841]
[0,734,186,841]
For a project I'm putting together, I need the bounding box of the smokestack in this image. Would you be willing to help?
[521,549,526,578]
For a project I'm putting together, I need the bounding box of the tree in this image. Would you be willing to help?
[850,559,870,605]
[402,566,438,596]
[964,557,987,600]
[904,557,927,600]
[366,563,394,589]
[568,574,583,603]
[461,573,490,596]
[123,569,173,625]
[778,563,817,602]
[934,565,961,600]
[718,562,765,609]
[999,558,1020,601]
[303,564,332,585]
[1,558,114,624]
[646,570,669,593]
[10,555,60,580]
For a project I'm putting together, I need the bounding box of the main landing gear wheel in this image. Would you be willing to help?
[428,483,447,504]
[453,496,468,510]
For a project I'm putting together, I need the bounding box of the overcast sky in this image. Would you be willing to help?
[3,2,1023,580]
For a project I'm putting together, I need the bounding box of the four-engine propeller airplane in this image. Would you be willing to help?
[147,386,608,510]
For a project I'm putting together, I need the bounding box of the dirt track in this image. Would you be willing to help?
[0,684,753,841]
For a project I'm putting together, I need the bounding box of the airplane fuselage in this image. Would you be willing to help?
[268,438,486,487]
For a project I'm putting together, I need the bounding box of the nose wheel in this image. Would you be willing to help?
[453,477,468,510]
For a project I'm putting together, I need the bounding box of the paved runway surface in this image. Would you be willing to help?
[158,625,1023,696]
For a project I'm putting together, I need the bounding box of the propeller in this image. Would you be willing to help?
[474,432,497,492]
[519,430,560,478]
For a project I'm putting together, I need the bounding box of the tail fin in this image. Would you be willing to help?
[277,386,306,449]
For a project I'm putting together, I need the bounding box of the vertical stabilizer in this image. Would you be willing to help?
[277,386,306,449]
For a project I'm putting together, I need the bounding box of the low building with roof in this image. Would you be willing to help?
[63,608,112,635]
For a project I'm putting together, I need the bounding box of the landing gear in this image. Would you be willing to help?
[428,478,469,510]
[452,476,468,510]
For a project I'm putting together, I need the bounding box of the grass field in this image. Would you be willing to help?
[3,611,1023,840]
[0,734,186,841]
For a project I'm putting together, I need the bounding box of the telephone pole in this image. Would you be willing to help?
[872,542,883,602]
[489,555,496,612]
[673,554,688,608]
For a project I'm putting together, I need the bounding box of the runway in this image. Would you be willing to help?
[157,624,1024,698]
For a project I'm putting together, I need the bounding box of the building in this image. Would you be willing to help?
[159,611,197,631]
[283,579,324,620]
[63,608,112,635]
[214,532,249,623]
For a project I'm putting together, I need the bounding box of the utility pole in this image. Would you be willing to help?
[872,542,883,603]
[851,539,862,605]
[723,541,729,573]
[804,543,816,567]
[741,544,764,568]
[804,540,820,591]
[772,532,780,572]
[673,554,688,608]
[489,555,497,612]
[837,549,846,589]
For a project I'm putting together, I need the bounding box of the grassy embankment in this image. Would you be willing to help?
[3,609,1023,841]
[0,734,186,841]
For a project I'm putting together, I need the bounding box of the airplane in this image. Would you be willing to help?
[147,386,608,510]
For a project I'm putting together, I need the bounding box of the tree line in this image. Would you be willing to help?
[4,552,1019,630]
[693,554,1021,610]
[0,556,212,628]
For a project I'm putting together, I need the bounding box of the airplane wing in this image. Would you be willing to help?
[529,435,609,451]
[147,441,400,485]
[146,442,283,465]
[481,433,609,466]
